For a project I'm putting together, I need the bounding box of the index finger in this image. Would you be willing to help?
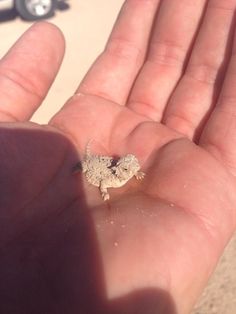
[0,22,65,122]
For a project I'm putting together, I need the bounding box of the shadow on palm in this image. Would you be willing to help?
[0,125,177,313]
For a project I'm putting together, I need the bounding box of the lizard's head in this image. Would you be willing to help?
[115,154,141,179]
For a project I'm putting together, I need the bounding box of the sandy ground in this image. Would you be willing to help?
[193,235,236,314]
[1,0,236,313]
[0,0,124,123]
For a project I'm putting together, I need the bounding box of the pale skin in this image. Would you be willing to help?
[1,0,236,313]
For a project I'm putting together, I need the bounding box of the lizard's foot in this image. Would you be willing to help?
[135,171,145,180]
[102,192,110,201]
[100,184,110,201]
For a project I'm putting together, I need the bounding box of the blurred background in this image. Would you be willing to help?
[0,0,124,123]
[0,0,235,313]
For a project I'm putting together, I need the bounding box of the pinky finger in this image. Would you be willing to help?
[200,31,236,175]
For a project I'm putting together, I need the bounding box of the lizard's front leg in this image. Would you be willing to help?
[135,171,145,180]
[99,181,110,201]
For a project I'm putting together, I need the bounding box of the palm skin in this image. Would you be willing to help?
[1,1,236,313]
[50,85,236,314]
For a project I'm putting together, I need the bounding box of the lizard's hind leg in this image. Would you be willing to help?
[99,182,110,201]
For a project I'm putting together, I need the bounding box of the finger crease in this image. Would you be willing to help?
[105,37,143,64]
[185,64,219,85]
[129,100,162,120]
[208,3,236,13]
[148,40,187,67]
[0,109,20,122]
[0,66,43,101]
[164,112,196,137]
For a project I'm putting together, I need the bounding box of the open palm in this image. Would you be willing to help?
[1,1,236,313]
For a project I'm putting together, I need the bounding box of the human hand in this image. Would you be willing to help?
[1,0,236,313]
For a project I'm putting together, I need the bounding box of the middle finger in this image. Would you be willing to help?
[128,0,207,120]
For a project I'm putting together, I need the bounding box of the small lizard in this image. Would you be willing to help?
[74,142,145,201]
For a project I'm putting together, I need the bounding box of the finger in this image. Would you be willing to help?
[128,0,207,120]
[164,0,236,139]
[76,0,160,105]
[200,26,236,175]
[0,22,65,122]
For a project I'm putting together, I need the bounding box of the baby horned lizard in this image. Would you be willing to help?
[74,142,145,201]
